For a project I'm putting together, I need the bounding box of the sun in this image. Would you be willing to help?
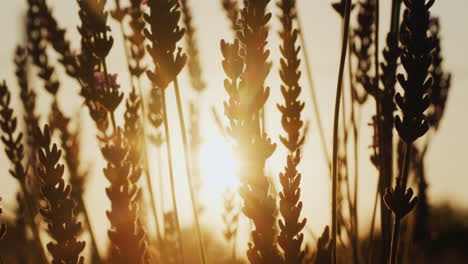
[198,131,240,209]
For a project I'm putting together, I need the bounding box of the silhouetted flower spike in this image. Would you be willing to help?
[223,1,281,263]
[144,0,187,89]
[222,188,240,243]
[181,0,207,92]
[222,0,240,32]
[124,88,144,167]
[387,2,435,263]
[93,72,124,113]
[127,0,147,78]
[15,46,42,173]
[221,40,244,82]
[0,81,48,262]
[27,0,60,95]
[34,124,86,264]
[395,0,435,144]
[380,32,401,148]
[78,0,114,59]
[48,103,102,262]
[101,129,149,263]
[49,102,87,210]
[315,226,331,264]
[0,82,27,182]
[384,178,418,219]
[427,18,451,130]
[36,0,80,78]
[276,0,307,262]
[352,0,375,103]
[148,86,164,131]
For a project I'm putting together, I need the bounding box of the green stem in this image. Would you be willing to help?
[331,0,353,263]
[160,86,185,264]
[173,78,207,264]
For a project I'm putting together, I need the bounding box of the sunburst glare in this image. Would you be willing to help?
[199,132,240,208]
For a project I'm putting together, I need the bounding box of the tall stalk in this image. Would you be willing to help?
[172,77,207,264]
[144,0,190,261]
[381,2,404,261]
[160,89,185,263]
[331,0,352,262]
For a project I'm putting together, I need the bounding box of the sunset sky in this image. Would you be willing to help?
[0,0,466,252]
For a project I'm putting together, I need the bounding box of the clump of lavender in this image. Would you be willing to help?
[34,124,86,264]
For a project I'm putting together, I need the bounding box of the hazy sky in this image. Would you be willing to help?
[0,0,467,251]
